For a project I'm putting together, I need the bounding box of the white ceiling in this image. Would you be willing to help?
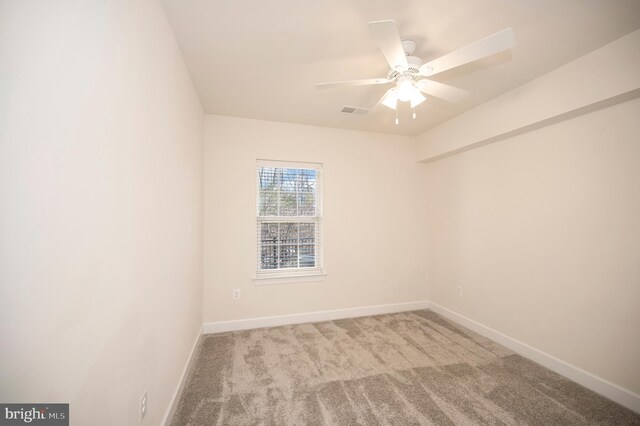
[161,0,640,136]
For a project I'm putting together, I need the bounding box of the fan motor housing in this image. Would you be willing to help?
[406,55,422,72]
[388,55,422,80]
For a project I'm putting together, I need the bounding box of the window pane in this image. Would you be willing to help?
[299,244,315,267]
[298,192,315,216]
[298,169,316,192]
[259,191,278,216]
[258,168,281,191]
[260,245,278,269]
[279,192,297,216]
[299,223,315,244]
[260,222,278,244]
[279,245,298,268]
[281,169,298,193]
[278,222,297,244]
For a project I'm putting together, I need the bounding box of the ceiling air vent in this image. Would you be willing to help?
[341,106,369,115]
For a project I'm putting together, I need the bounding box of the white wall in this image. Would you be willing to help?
[417,29,640,162]
[423,96,640,394]
[0,1,203,425]
[203,115,427,323]
[417,31,640,403]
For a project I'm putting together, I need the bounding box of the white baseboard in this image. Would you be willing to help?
[427,301,640,414]
[202,300,430,334]
[161,329,202,426]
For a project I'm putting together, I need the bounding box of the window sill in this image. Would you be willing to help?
[253,271,327,286]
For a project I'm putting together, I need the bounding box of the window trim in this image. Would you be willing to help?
[254,159,324,284]
[253,270,327,286]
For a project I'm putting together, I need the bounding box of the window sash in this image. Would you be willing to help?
[256,219,322,274]
[256,218,321,273]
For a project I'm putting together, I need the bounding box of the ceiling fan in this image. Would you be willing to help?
[316,21,516,123]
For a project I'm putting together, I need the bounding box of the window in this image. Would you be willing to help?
[255,160,323,282]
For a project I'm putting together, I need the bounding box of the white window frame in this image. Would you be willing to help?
[253,159,325,285]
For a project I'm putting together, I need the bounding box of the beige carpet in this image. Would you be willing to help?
[171,310,640,425]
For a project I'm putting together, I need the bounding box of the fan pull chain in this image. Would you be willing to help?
[412,108,416,119]
[395,108,399,125]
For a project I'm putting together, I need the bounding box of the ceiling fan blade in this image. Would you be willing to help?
[420,28,515,76]
[315,78,390,90]
[416,80,469,103]
[368,20,409,72]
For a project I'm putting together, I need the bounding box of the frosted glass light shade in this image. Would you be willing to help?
[381,88,398,110]
[397,79,414,102]
[410,91,426,108]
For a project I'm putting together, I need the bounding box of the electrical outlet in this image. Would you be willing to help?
[232,289,241,300]
[140,390,147,422]
[456,286,463,296]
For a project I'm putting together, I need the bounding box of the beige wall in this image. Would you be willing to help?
[0,1,203,425]
[422,96,640,393]
[203,115,427,323]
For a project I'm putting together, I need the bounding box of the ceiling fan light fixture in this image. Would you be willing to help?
[396,78,415,102]
[381,88,398,110]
